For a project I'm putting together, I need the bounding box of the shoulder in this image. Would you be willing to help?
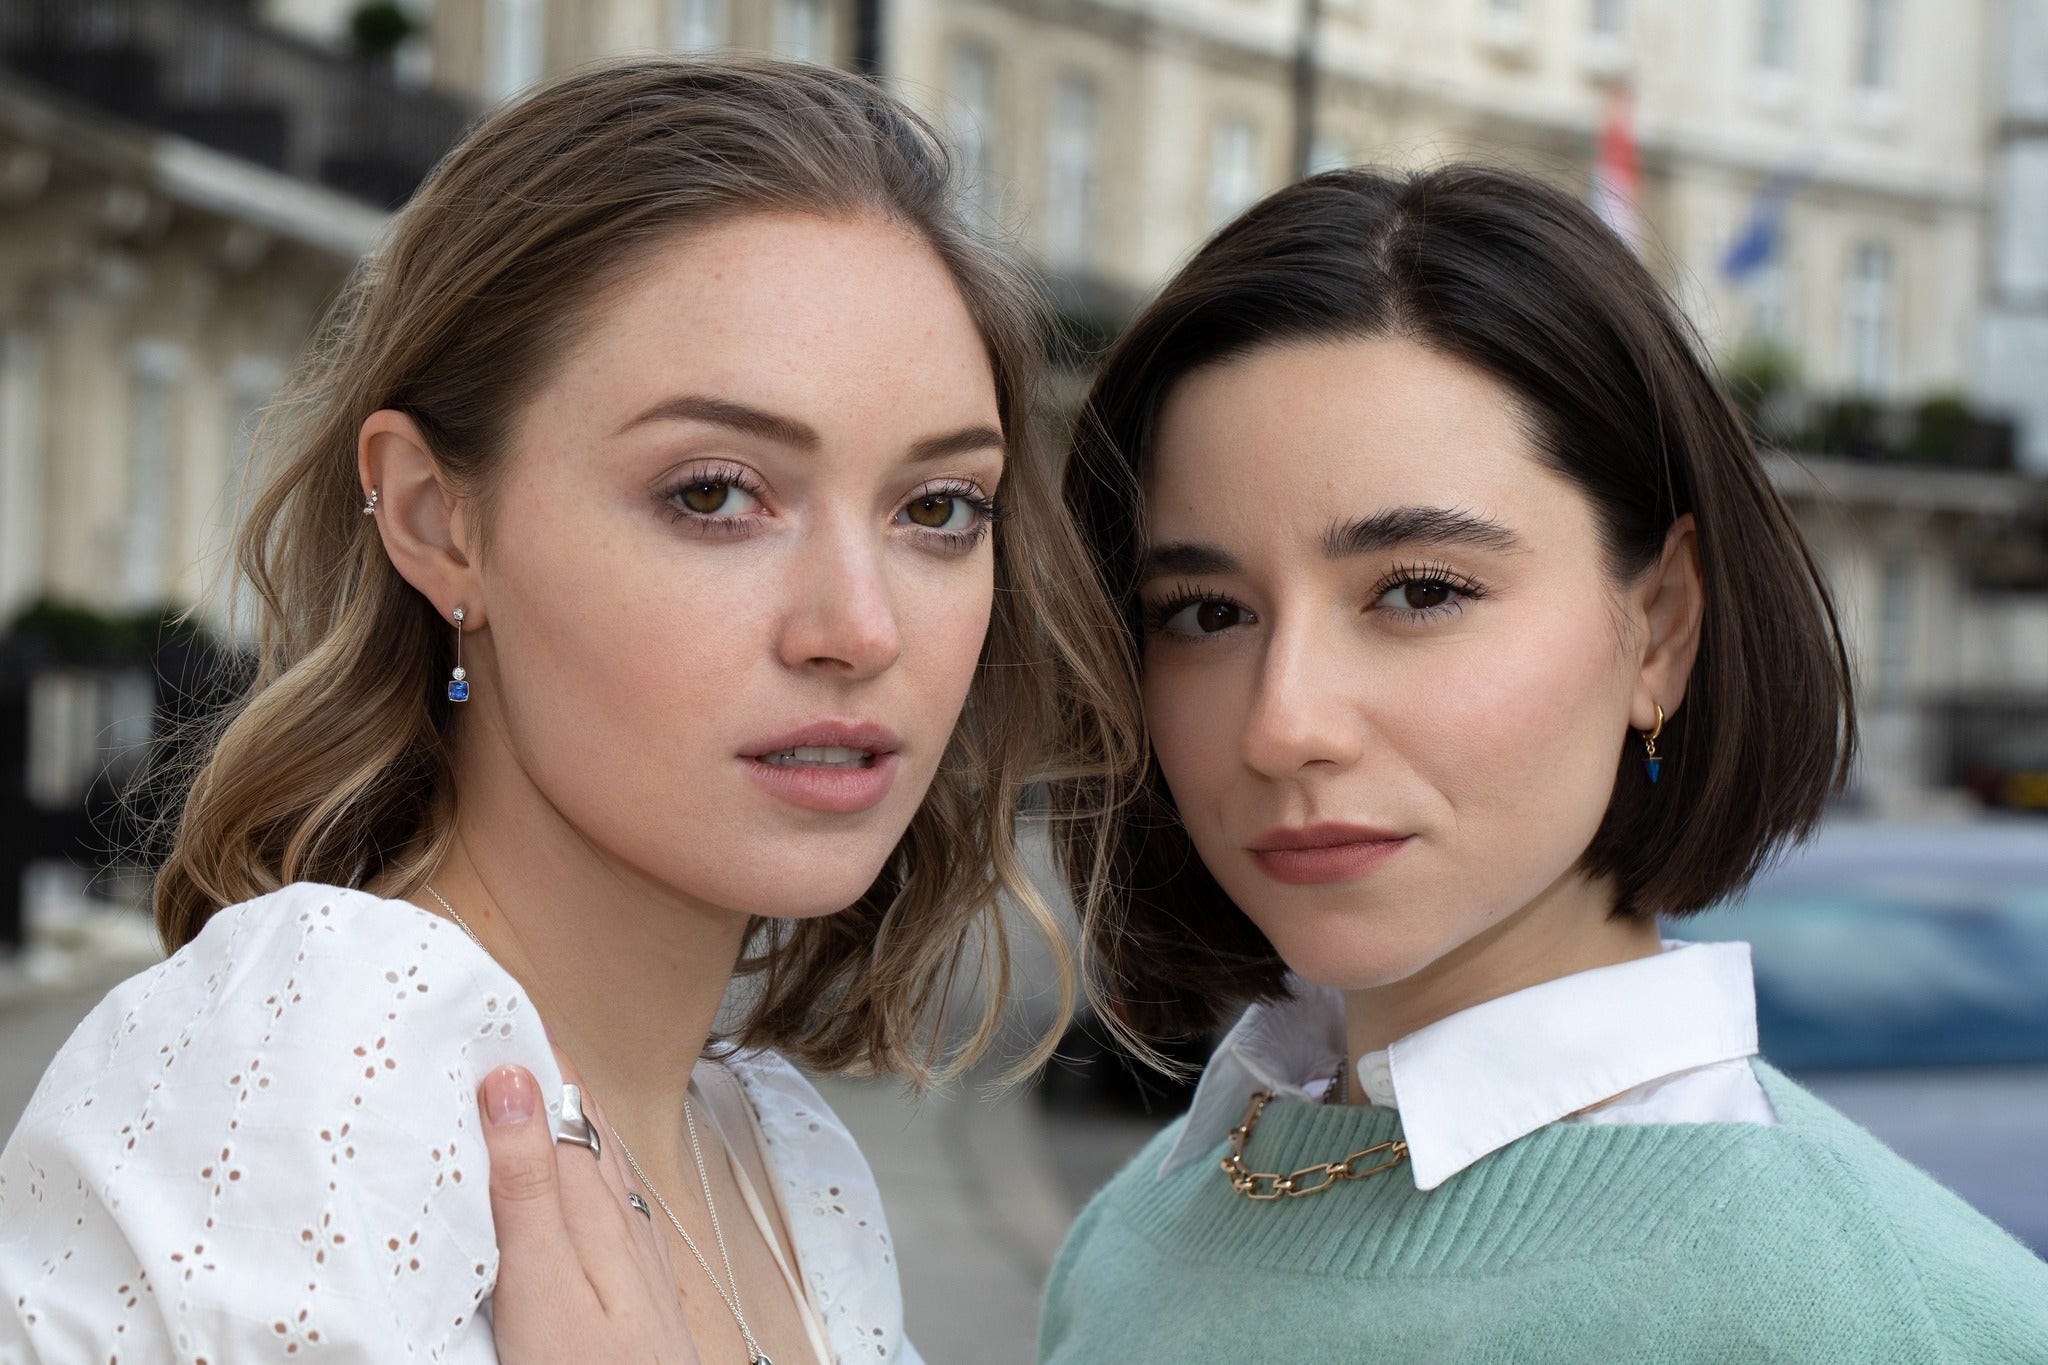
[1046,1114,1189,1285]
[717,1049,910,1363]
[1674,1065,2048,1359]
[12,882,550,1154]
[0,882,555,1361]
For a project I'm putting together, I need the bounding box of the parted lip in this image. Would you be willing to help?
[1247,822,1408,853]
[740,720,901,760]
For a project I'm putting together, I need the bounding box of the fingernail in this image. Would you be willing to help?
[483,1065,537,1126]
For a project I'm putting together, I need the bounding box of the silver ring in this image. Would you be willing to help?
[555,1083,602,1159]
[626,1191,652,1220]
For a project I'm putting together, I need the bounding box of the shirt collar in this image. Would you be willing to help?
[1159,939,1760,1191]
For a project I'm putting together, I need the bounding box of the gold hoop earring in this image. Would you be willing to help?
[1641,703,1665,784]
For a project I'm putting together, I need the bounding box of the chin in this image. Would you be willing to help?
[1239,890,1458,995]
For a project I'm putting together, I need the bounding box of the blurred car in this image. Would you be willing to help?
[1680,818,2048,1257]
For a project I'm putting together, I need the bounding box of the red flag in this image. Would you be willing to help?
[1591,83,1641,253]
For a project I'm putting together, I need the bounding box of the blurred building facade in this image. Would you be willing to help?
[0,0,2043,862]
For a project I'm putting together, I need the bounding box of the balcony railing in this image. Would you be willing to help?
[0,0,473,209]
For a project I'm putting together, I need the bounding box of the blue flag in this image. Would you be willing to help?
[1721,167,1807,282]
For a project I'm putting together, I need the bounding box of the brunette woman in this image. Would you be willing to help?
[0,57,1132,1364]
[1043,165,2048,1361]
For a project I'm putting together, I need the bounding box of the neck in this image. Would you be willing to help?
[405,721,750,1166]
[1339,870,1663,1084]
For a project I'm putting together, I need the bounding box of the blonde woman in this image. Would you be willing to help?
[0,58,1131,1364]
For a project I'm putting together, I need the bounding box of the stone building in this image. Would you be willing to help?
[2,0,2042,821]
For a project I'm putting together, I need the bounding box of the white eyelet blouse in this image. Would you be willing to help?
[0,883,921,1364]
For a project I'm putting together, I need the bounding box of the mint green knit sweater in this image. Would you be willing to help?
[1039,1064,2048,1363]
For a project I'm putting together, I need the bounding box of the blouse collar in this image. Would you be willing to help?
[1159,939,1761,1191]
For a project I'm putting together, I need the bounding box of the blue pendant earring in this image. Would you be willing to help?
[1641,703,1664,784]
[447,606,470,703]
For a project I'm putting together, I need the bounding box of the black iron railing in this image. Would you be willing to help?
[0,0,473,209]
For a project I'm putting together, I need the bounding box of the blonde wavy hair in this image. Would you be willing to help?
[155,56,1141,1084]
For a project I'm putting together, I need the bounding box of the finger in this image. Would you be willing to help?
[479,1065,592,1335]
[573,1083,682,1303]
[547,1053,670,1309]
[550,1046,661,1245]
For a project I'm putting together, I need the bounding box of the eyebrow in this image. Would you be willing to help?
[1138,541,1242,582]
[1137,505,1523,586]
[615,393,1004,463]
[1322,506,1525,557]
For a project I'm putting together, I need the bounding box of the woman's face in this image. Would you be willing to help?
[468,212,1002,919]
[1139,337,1653,991]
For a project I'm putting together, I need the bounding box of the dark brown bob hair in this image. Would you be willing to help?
[1065,164,1856,1047]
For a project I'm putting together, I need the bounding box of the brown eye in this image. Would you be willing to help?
[1155,597,1254,637]
[681,482,730,514]
[906,494,957,528]
[1400,581,1454,611]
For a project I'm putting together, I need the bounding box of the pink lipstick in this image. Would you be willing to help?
[1247,823,1412,885]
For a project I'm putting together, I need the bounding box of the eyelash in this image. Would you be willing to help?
[661,461,766,537]
[904,478,1006,552]
[1371,560,1490,620]
[1143,581,1252,637]
[1141,562,1491,636]
[659,465,1004,551]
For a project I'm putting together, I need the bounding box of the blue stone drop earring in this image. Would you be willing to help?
[447,606,470,703]
[1641,703,1665,784]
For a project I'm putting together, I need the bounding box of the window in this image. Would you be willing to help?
[1756,0,1796,75]
[667,0,728,50]
[1044,72,1100,269]
[948,43,1001,229]
[1206,114,1265,230]
[1876,553,1914,708]
[0,328,48,619]
[221,357,283,639]
[773,0,832,62]
[1845,240,1895,394]
[122,341,182,606]
[485,0,546,100]
[1853,0,1894,93]
[1750,254,1797,347]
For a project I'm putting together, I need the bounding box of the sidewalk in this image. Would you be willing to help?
[814,1072,1077,1364]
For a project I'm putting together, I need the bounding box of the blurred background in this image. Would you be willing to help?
[0,0,2044,1358]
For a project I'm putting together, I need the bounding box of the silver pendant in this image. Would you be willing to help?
[752,1356,774,1365]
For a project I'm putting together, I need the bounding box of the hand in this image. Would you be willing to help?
[479,1049,699,1364]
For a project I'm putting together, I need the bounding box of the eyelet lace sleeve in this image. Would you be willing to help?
[0,884,561,1363]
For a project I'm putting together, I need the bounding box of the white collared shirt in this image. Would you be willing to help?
[1160,940,1777,1191]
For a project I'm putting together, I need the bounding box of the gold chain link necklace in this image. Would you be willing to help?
[1221,1081,1410,1201]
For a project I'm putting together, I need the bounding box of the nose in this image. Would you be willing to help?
[1237,616,1367,778]
[774,518,902,680]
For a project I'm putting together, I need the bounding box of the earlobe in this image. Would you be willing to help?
[359,409,486,629]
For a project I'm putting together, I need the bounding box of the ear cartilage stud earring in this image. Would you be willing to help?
[447,606,470,703]
[362,486,379,515]
[1642,703,1665,785]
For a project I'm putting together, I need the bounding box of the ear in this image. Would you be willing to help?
[359,410,486,629]
[1631,513,1703,731]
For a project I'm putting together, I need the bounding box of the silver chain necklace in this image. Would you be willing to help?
[422,883,773,1365]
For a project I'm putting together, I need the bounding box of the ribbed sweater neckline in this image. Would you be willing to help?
[1115,1065,1811,1280]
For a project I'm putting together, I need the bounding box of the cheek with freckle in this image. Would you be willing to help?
[1409,598,1634,913]
[1141,659,1246,847]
